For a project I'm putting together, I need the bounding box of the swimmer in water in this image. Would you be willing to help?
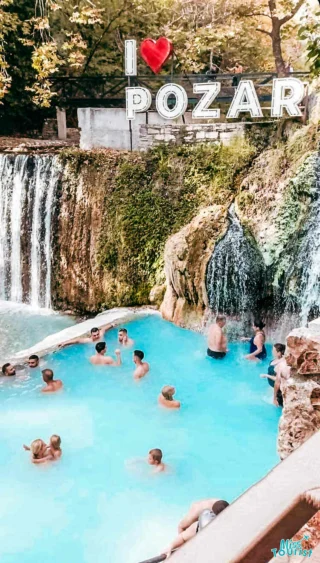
[47,435,62,459]
[89,342,122,366]
[28,355,40,368]
[1,363,16,376]
[23,439,53,464]
[41,369,63,393]
[133,350,149,379]
[165,499,229,557]
[118,328,134,348]
[59,323,116,348]
[148,448,166,473]
[158,386,180,409]
[207,315,227,359]
[273,358,291,407]
[243,319,267,361]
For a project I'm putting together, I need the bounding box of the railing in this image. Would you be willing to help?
[49,72,309,108]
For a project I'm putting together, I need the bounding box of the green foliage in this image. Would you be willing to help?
[59,140,254,307]
[299,12,320,77]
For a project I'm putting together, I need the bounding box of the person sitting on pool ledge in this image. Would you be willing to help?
[118,328,134,348]
[28,355,39,368]
[90,342,122,366]
[207,315,227,359]
[243,319,267,361]
[1,363,16,376]
[148,448,166,473]
[60,323,116,347]
[41,369,63,393]
[165,499,229,558]
[133,350,149,379]
[158,386,180,409]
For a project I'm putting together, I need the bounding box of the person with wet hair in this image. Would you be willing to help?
[158,386,180,409]
[133,350,149,379]
[244,319,267,361]
[41,369,63,393]
[260,343,285,390]
[89,342,121,366]
[118,328,134,348]
[1,363,16,376]
[59,322,116,348]
[28,355,39,368]
[148,448,166,473]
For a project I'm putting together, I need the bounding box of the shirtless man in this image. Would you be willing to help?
[158,386,180,409]
[133,350,149,379]
[60,323,116,347]
[41,369,63,393]
[118,328,134,348]
[273,358,291,407]
[1,363,16,376]
[90,342,122,366]
[165,499,229,558]
[148,448,166,473]
[207,315,227,359]
[28,355,39,368]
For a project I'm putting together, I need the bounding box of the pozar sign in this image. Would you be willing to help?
[124,38,307,121]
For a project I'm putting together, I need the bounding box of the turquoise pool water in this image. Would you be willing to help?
[0,315,281,563]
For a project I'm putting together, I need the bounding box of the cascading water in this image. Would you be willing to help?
[206,204,265,317]
[0,154,60,309]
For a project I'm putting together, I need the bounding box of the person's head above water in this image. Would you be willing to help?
[253,319,265,332]
[148,448,162,466]
[2,363,16,376]
[162,385,175,401]
[30,438,46,458]
[133,350,144,364]
[216,314,226,327]
[50,435,61,450]
[42,369,54,383]
[95,342,106,355]
[90,327,100,341]
[118,328,128,343]
[28,354,39,368]
[273,343,285,359]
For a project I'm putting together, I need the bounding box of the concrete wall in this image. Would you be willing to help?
[78,108,244,151]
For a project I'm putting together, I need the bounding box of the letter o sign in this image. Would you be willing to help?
[156,83,188,120]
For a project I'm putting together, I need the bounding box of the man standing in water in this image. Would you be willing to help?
[41,369,63,393]
[90,342,122,366]
[60,323,116,347]
[133,350,149,379]
[118,328,134,348]
[207,315,227,359]
[1,363,16,376]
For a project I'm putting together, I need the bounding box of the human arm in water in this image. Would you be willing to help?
[260,373,276,382]
[165,522,198,558]
[245,333,264,360]
[105,349,122,367]
[273,371,281,406]
[32,453,54,464]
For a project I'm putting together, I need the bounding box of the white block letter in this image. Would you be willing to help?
[125,40,137,76]
[271,78,304,117]
[156,84,188,120]
[192,83,221,119]
[126,87,152,120]
[227,80,263,119]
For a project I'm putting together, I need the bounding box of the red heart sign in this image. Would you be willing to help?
[140,37,173,74]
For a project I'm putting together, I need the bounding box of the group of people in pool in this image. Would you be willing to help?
[207,315,291,407]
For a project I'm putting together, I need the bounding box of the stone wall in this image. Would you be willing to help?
[278,318,320,460]
[139,122,245,150]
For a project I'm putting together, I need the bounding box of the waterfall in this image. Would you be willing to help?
[295,156,320,324]
[0,154,60,309]
[206,205,265,317]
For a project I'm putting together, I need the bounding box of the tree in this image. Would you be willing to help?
[238,0,308,75]
[299,9,320,76]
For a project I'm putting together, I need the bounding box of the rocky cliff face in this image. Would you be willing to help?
[278,318,320,460]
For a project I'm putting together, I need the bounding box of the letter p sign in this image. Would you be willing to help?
[126,87,152,120]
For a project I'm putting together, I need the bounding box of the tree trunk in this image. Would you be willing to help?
[271,19,287,76]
